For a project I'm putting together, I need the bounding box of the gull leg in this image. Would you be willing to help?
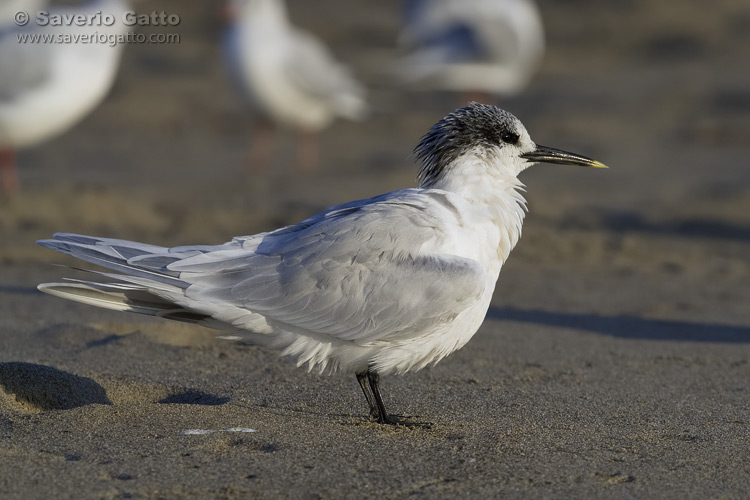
[356,371,379,421]
[0,149,18,195]
[249,122,274,173]
[367,370,398,425]
[296,129,318,173]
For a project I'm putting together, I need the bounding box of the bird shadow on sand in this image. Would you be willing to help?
[487,307,750,343]
[0,362,111,413]
[159,390,230,406]
[234,400,433,430]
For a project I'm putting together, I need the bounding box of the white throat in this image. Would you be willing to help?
[426,152,528,267]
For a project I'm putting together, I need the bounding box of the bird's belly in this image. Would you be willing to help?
[365,282,495,376]
[264,275,495,377]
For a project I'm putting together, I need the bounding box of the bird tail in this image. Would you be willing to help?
[37,280,214,325]
[334,92,369,122]
[36,233,188,286]
[36,233,221,328]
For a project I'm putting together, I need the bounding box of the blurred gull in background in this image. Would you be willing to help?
[0,0,130,194]
[222,0,368,172]
[393,0,545,103]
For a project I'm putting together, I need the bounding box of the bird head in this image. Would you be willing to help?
[415,103,606,189]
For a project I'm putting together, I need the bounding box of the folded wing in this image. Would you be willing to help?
[38,191,488,345]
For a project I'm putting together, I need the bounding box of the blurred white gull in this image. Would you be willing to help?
[222,0,368,172]
[0,0,129,194]
[393,0,545,101]
[37,103,606,424]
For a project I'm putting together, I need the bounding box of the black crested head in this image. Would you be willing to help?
[414,103,523,188]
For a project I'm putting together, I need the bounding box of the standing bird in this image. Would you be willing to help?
[0,0,129,194]
[393,0,545,103]
[37,104,606,424]
[222,0,368,172]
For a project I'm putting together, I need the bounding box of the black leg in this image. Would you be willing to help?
[367,370,397,425]
[356,371,379,420]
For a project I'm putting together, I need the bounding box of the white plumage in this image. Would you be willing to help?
[38,104,606,424]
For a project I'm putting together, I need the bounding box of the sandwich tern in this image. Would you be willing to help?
[37,103,606,424]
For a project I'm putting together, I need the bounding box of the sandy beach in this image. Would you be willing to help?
[2,0,750,498]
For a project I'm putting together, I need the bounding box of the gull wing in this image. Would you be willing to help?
[284,29,367,120]
[171,190,487,343]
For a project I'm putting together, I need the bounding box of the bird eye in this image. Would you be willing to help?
[501,132,519,145]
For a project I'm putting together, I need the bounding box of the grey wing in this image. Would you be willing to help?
[284,29,367,120]
[171,196,487,343]
[0,26,53,100]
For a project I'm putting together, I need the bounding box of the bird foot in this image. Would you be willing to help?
[368,410,430,428]
[369,409,399,425]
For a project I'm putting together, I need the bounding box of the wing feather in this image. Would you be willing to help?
[176,191,487,343]
[284,29,367,120]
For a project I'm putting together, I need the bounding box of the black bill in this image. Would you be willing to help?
[521,145,607,168]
